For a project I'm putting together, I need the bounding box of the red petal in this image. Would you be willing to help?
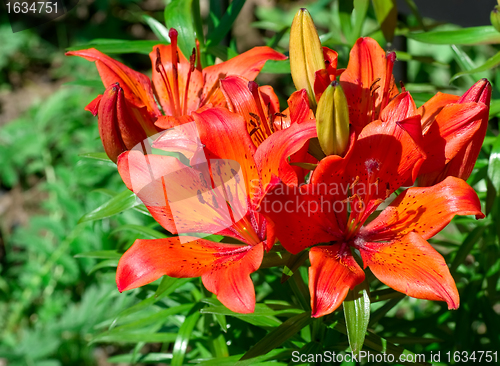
[257,179,342,254]
[202,242,264,313]
[255,121,317,188]
[117,151,246,239]
[149,45,203,117]
[418,103,487,176]
[339,38,398,132]
[360,232,460,309]
[361,176,484,242]
[200,47,287,107]
[346,114,425,203]
[116,237,263,313]
[220,76,277,147]
[191,108,260,201]
[85,94,102,116]
[66,48,160,117]
[418,92,459,133]
[309,245,365,318]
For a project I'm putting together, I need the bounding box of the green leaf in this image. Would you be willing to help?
[107,353,173,364]
[352,0,370,41]
[450,226,486,275]
[487,134,500,194]
[111,224,168,239]
[93,331,178,344]
[89,259,119,274]
[238,311,312,363]
[205,0,246,48]
[78,152,112,162]
[339,1,353,44]
[171,304,203,366]
[110,277,193,328]
[407,26,500,45]
[451,50,500,81]
[74,250,121,259]
[64,80,104,88]
[79,190,138,223]
[344,281,370,356]
[165,0,196,58]
[260,60,290,74]
[67,40,166,54]
[372,0,397,43]
[143,15,171,42]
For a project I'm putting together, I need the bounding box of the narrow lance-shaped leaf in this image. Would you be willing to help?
[487,134,500,194]
[206,0,246,48]
[451,50,500,81]
[79,189,138,223]
[143,15,171,42]
[238,311,312,363]
[165,0,196,57]
[407,26,500,45]
[344,281,370,356]
[372,0,397,43]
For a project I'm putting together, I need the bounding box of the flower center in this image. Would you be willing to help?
[154,29,197,117]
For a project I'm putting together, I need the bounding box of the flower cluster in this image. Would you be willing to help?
[68,9,490,317]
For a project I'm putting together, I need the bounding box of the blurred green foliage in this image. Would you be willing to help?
[0,0,499,365]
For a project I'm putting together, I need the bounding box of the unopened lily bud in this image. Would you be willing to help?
[289,8,325,110]
[316,81,350,156]
[491,5,500,32]
[98,83,151,162]
[458,78,492,105]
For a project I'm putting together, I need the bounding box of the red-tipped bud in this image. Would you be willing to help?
[458,78,492,105]
[98,83,152,162]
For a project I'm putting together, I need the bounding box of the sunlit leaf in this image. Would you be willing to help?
[487,134,500,194]
[344,281,370,356]
[165,0,196,58]
[407,26,500,45]
[372,0,397,42]
[451,50,500,81]
[79,190,138,223]
[171,304,203,366]
[143,15,171,42]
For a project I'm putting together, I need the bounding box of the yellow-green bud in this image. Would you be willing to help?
[491,6,500,33]
[289,8,325,110]
[316,81,350,156]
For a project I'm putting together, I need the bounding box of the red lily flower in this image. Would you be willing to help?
[115,107,291,313]
[219,75,315,147]
[339,37,399,134]
[416,79,491,186]
[258,92,484,317]
[66,29,286,130]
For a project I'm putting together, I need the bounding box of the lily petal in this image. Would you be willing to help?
[309,245,365,317]
[361,176,484,242]
[202,242,264,313]
[255,120,317,188]
[201,47,287,107]
[116,237,263,313]
[360,232,460,309]
[150,45,204,117]
[220,76,277,147]
[418,92,460,133]
[340,38,398,132]
[418,103,488,177]
[192,108,260,200]
[258,178,342,254]
[66,48,160,117]
[117,151,243,239]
